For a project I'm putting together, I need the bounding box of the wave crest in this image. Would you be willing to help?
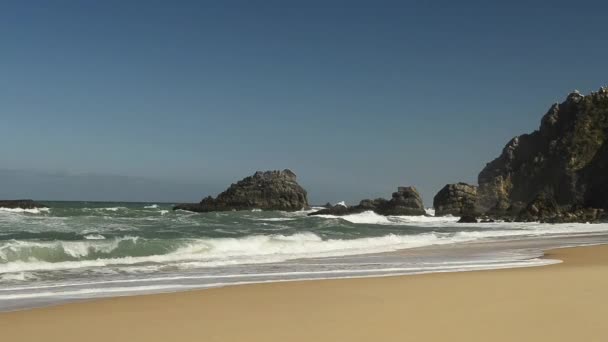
[0,207,50,214]
[0,232,467,273]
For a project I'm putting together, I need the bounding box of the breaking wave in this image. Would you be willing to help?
[94,207,127,212]
[2,201,608,312]
[316,210,459,225]
[3,219,608,276]
[0,231,483,273]
[0,207,50,214]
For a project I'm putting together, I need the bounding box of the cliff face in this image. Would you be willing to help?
[174,169,309,212]
[477,87,608,216]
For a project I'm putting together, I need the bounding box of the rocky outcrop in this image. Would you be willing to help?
[515,192,605,223]
[477,87,608,222]
[174,169,308,212]
[516,192,561,222]
[377,186,426,215]
[0,200,48,209]
[309,186,426,216]
[433,183,478,216]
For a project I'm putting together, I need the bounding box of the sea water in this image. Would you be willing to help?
[1,201,608,311]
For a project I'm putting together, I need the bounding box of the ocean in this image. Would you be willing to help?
[1,201,608,312]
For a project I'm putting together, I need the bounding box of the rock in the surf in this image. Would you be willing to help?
[309,186,426,216]
[0,199,48,209]
[457,214,478,223]
[433,183,478,216]
[174,169,309,212]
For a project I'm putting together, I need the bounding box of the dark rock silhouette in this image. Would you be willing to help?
[516,192,605,223]
[0,200,48,209]
[174,169,308,212]
[457,215,478,223]
[309,186,426,216]
[477,87,608,222]
[433,183,478,216]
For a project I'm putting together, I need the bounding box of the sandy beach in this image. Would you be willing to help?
[1,244,607,342]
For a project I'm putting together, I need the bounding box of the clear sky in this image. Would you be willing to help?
[1,1,606,204]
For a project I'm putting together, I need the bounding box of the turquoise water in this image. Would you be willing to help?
[1,201,608,311]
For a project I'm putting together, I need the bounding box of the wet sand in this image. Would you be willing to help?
[1,244,607,342]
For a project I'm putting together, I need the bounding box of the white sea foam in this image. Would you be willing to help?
[425,208,436,216]
[0,257,559,294]
[2,220,606,275]
[100,207,126,212]
[4,201,608,312]
[0,257,562,305]
[389,214,459,224]
[83,207,127,212]
[0,207,50,214]
[285,208,324,216]
[317,210,458,225]
[144,204,159,209]
[254,217,296,222]
[328,211,392,224]
[0,236,140,266]
[336,201,347,207]
[0,232,451,273]
[0,272,36,282]
[0,284,200,300]
[84,234,106,240]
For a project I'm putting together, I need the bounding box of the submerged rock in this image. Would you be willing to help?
[457,215,478,223]
[174,169,308,212]
[477,87,608,222]
[309,186,426,217]
[0,199,48,209]
[433,183,478,216]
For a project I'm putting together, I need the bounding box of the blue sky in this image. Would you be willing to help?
[0,1,606,204]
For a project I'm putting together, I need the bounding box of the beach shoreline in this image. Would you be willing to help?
[2,243,607,341]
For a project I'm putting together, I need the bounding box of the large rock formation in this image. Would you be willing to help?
[309,186,426,216]
[477,87,608,221]
[0,199,48,209]
[433,183,478,216]
[174,169,308,212]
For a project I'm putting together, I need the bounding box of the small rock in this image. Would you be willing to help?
[458,215,478,223]
[0,200,48,209]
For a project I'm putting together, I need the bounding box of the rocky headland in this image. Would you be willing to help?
[173,87,607,223]
[469,87,608,223]
[174,169,309,212]
[309,186,426,217]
